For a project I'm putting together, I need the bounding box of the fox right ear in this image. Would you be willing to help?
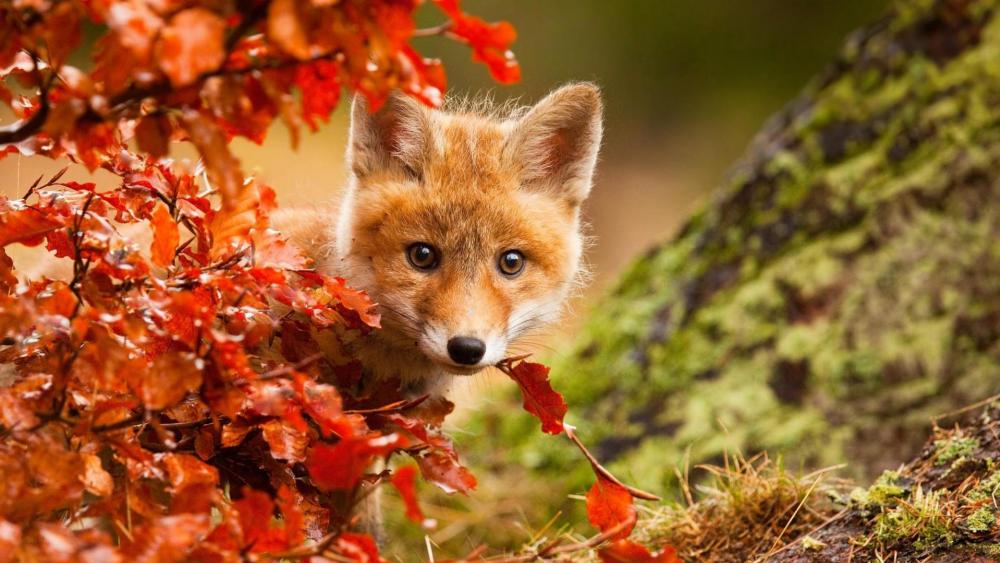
[506,82,603,206]
[347,92,431,178]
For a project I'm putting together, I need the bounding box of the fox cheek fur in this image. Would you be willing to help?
[285,83,603,393]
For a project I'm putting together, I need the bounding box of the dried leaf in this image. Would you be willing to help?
[150,202,179,268]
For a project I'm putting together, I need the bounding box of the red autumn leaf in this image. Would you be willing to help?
[275,485,305,548]
[0,249,16,293]
[335,533,385,563]
[181,110,245,212]
[586,474,636,540]
[305,433,406,491]
[150,202,179,268]
[267,0,311,60]
[434,0,520,84]
[260,419,308,463]
[234,488,274,549]
[80,453,114,497]
[501,360,567,435]
[599,541,680,563]
[0,198,63,247]
[416,450,477,495]
[141,351,203,410]
[326,277,381,328]
[390,465,425,525]
[295,59,342,130]
[122,514,212,561]
[156,8,226,87]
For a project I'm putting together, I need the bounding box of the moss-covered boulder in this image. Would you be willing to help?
[463,0,1000,519]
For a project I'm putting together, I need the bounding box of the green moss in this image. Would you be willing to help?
[873,487,956,550]
[800,536,827,551]
[851,470,906,509]
[934,436,980,466]
[968,471,1000,503]
[966,506,996,533]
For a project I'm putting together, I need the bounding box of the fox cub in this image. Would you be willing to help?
[273,83,603,396]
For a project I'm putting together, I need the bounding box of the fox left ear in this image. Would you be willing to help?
[506,83,603,206]
[347,92,431,178]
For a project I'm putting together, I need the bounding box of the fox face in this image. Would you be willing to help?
[331,84,603,384]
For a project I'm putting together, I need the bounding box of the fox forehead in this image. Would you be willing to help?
[421,115,514,190]
[350,175,579,279]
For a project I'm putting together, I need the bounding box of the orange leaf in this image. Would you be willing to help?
[502,360,567,435]
[390,465,425,525]
[150,202,179,268]
[416,450,477,495]
[181,109,245,212]
[0,198,63,247]
[260,419,308,463]
[306,433,406,491]
[267,0,311,60]
[335,533,385,563]
[141,351,203,410]
[80,453,114,497]
[157,8,226,86]
[586,474,635,540]
[599,541,680,563]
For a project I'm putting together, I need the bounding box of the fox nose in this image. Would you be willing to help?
[447,336,486,365]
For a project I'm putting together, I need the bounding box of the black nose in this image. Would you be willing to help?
[447,336,486,365]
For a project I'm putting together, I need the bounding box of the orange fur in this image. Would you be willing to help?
[273,83,603,396]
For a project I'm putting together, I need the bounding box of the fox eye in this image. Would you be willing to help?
[406,243,439,271]
[498,250,525,277]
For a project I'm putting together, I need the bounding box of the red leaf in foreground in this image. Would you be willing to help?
[234,487,273,549]
[335,533,384,563]
[305,434,405,491]
[599,541,680,563]
[501,359,567,435]
[150,202,179,268]
[0,199,62,247]
[390,465,425,525]
[416,450,477,495]
[586,474,636,540]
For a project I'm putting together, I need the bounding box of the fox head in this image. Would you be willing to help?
[334,83,602,380]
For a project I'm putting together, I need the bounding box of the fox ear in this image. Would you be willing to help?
[347,92,431,178]
[507,83,603,206]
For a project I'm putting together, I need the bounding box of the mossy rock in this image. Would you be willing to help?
[457,0,1000,529]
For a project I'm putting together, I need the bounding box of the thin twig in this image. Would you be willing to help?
[565,426,661,501]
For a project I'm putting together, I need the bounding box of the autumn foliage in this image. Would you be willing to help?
[0,1,670,560]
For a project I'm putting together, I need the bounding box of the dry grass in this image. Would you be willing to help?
[621,453,849,563]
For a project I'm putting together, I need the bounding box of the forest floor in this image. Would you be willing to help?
[605,400,1000,562]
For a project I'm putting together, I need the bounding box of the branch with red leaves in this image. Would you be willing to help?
[0,0,520,209]
[496,357,667,556]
